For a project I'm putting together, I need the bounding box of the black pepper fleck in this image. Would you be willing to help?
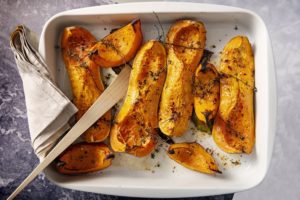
[151,153,155,159]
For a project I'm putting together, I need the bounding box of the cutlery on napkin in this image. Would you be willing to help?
[8,25,131,199]
[10,25,78,158]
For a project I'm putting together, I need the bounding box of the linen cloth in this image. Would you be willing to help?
[10,25,78,159]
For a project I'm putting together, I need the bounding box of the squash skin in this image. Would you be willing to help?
[89,19,143,68]
[159,20,206,137]
[212,36,255,154]
[110,40,167,157]
[61,27,111,143]
[193,63,220,133]
[55,142,113,174]
[167,142,220,174]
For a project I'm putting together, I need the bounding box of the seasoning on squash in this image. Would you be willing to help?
[193,62,220,134]
[167,142,221,174]
[55,143,113,175]
[110,40,167,157]
[89,19,143,68]
[212,36,255,154]
[61,26,112,143]
[159,20,206,137]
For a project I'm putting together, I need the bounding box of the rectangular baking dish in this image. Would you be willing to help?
[38,2,277,198]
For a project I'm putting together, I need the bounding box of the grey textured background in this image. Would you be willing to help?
[0,0,299,200]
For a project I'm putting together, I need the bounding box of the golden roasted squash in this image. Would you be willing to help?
[212,36,255,154]
[159,20,206,137]
[110,40,167,157]
[55,142,113,174]
[193,63,220,133]
[61,26,111,142]
[89,19,143,68]
[167,142,221,174]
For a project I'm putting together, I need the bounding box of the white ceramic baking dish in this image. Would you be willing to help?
[38,2,277,198]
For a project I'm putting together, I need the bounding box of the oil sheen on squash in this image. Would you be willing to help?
[159,20,206,137]
[193,63,220,133]
[167,142,221,174]
[212,36,255,154]
[110,40,167,157]
[61,27,111,143]
[56,142,113,174]
[89,19,143,68]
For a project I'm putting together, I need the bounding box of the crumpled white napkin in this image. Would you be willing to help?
[10,25,78,159]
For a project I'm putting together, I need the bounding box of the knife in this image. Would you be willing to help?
[7,65,131,200]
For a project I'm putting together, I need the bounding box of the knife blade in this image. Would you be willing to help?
[7,65,131,200]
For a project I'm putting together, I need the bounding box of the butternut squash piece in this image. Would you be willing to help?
[212,36,255,154]
[61,27,111,142]
[110,40,167,157]
[56,142,113,174]
[167,142,221,174]
[193,63,220,133]
[159,20,206,137]
[89,19,143,68]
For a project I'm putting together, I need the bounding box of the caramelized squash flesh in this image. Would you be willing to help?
[56,143,113,174]
[89,19,143,68]
[193,63,220,133]
[110,40,167,157]
[167,142,220,174]
[212,36,255,154]
[61,27,111,142]
[159,20,206,137]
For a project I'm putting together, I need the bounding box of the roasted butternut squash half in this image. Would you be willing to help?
[89,19,143,68]
[167,142,221,174]
[159,20,206,137]
[61,27,111,142]
[212,36,255,154]
[55,142,113,174]
[193,63,220,133]
[110,40,167,157]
